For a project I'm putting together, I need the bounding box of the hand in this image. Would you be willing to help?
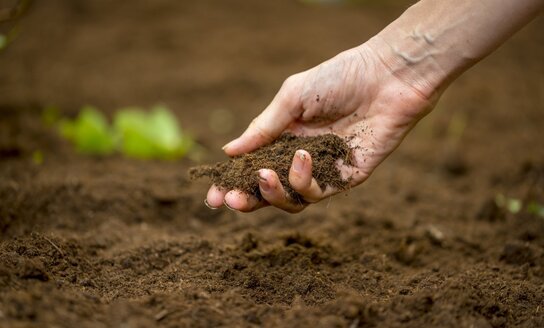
[206,42,437,213]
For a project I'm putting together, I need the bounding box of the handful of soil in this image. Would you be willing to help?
[189,134,353,203]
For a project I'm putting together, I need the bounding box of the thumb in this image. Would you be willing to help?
[222,76,302,156]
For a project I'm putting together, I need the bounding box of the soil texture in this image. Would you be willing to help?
[1,1,543,327]
[189,134,352,202]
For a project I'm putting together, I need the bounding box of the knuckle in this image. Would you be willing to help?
[276,75,303,119]
[250,120,274,143]
[282,74,298,88]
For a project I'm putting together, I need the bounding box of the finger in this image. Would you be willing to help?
[206,185,227,209]
[288,150,327,202]
[258,169,307,213]
[222,76,303,156]
[224,190,267,212]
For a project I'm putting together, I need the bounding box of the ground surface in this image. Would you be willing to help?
[1,1,543,327]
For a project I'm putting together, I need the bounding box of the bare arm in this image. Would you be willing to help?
[368,0,544,100]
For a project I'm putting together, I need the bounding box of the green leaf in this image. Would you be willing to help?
[506,198,522,214]
[59,106,116,155]
[114,106,192,160]
[55,105,193,160]
[495,193,522,214]
[526,201,544,218]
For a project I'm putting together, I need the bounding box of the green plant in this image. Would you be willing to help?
[495,193,522,214]
[526,201,544,218]
[54,105,193,160]
[0,0,32,52]
[59,106,116,155]
[114,106,193,160]
[495,193,544,218]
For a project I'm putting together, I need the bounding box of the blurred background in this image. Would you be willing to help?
[0,0,419,154]
[1,0,542,161]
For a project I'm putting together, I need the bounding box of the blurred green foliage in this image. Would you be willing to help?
[495,193,544,218]
[0,28,18,51]
[0,34,6,50]
[59,106,116,155]
[31,150,44,165]
[526,201,544,218]
[55,105,193,160]
[114,106,193,160]
[0,0,31,52]
[495,194,522,214]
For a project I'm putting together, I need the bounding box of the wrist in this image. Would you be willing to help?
[362,1,482,101]
[362,0,543,101]
[363,31,455,102]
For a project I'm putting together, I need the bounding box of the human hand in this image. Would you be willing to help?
[206,41,437,213]
[205,0,542,213]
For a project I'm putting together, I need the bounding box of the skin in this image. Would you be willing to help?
[206,0,544,213]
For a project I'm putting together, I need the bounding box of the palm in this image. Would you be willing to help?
[284,47,431,187]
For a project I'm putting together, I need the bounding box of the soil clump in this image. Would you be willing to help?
[189,134,353,202]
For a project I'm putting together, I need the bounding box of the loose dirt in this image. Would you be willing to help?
[0,1,543,327]
[189,134,352,202]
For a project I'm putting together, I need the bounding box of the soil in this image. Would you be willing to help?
[189,134,352,202]
[1,1,543,327]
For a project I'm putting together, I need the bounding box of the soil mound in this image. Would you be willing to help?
[189,134,353,202]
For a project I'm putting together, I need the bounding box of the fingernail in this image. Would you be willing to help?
[204,199,218,210]
[258,170,271,192]
[293,150,306,173]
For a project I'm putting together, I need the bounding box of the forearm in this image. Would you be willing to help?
[365,0,543,99]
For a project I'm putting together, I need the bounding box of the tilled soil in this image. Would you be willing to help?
[1,1,543,327]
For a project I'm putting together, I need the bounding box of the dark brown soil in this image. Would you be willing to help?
[189,134,352,202]
[1,1,543,327]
